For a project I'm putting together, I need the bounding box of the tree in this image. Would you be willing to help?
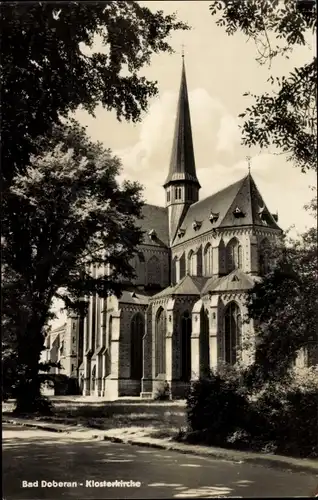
[1,2,188,187]
[2,121,145,413]
[210,0,317,172]
[244,220,318,387]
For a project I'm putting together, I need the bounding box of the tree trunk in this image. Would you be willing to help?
[14,314,52,415]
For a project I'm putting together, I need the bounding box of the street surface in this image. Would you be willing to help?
[3,423,317,499]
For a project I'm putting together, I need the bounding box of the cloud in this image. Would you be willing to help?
[216,114,241,152]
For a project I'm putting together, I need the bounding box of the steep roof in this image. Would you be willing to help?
[119,290,151,306]
[152,275,208,299]
[138,204,169,247]
[172,173,281,245]
[201,269,260,295]
[164,57,200,188]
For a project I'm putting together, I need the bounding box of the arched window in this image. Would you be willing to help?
[226,238,243,273]
[179,253,186,280]
[181,311,192,381]
[204,243,213,276]
[187,250,196,276]
[155,308,166,376]
[224,302,241,365]
[105,315,112,377]
[200,308,210,377]
[172,256,178,285]
[259,238,270,276]
[147,255,161,285]
[130,313,144,380]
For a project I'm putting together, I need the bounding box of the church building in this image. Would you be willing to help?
[46,57,284,399]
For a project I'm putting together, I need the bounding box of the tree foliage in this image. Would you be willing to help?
[2,122,144,412]
[245,223,318,387]
[210,0,317,171]
[1,1,188,186]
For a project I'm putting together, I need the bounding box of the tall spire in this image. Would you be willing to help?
[164,56,200,188]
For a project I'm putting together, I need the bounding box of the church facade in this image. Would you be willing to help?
[46,58,284,399]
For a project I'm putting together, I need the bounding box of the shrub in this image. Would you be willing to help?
[186,370,249,447]
[153,381,171,401]
[245,385,318,458]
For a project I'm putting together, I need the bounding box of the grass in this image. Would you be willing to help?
[2,397,186,434]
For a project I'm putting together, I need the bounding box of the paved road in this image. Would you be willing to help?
[3,424,317,499]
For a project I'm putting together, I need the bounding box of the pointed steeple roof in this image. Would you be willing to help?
[164,56,200,188]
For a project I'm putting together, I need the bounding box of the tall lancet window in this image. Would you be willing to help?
[226,238,243,273]
[147,255,161,285]
[130,313,144,380]
[259,238,271,276]
[187,250,196,275]
[204,243,213,276]
[181,311,192,381]
[155,307,166,376]
[224,302,241,365]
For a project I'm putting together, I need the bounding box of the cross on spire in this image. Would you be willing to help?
[246,155,251,173]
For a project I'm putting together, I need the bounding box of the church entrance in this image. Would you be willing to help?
[181,311,192,381]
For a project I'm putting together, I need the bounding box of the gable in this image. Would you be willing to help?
[172,174,281,245]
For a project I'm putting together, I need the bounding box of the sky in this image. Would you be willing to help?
[50,1,316,328]
[74,0,316,235]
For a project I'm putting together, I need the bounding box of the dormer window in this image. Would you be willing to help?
[272,212,278,222]
[178,228,186,238]
[148,229,157,240]
[192,220,202,231]
[233,207,245,218]
[209,211,219,223]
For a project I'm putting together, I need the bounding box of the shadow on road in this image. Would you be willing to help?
[3,424,316,499]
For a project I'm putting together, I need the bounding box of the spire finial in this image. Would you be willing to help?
[246,155,251,174]
[181,43,185,59]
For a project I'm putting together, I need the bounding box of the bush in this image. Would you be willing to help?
[245,385,318,458]
[153,381,171,401]
[186,370,249,447]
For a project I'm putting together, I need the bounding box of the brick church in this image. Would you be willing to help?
[44,57,283,399]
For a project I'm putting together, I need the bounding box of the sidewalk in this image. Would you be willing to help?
[3,416,318,475]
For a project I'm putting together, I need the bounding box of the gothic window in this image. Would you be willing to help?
[105,315,112,376]
[259,238,270,276]
[155,308,166,376]
[130,313,144,380]
[91,294,97,350]
[147,255,161,285]
[204,243,213,276]
[179,253,186,279]
[181,311,192,381]
[187,250,196,275]
[172,256,178,285]
[224,302,241,365]
[167,190,170,203]
[95,296,100,350]
[226,238,243,273]
[200,307,210,377]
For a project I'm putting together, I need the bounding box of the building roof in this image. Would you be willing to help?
[152,274,208,299]
[119,290,152,306]
[201,269,260,295]
[164,57,200,188]
[138,204,169,247]
[172,173,281,245]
